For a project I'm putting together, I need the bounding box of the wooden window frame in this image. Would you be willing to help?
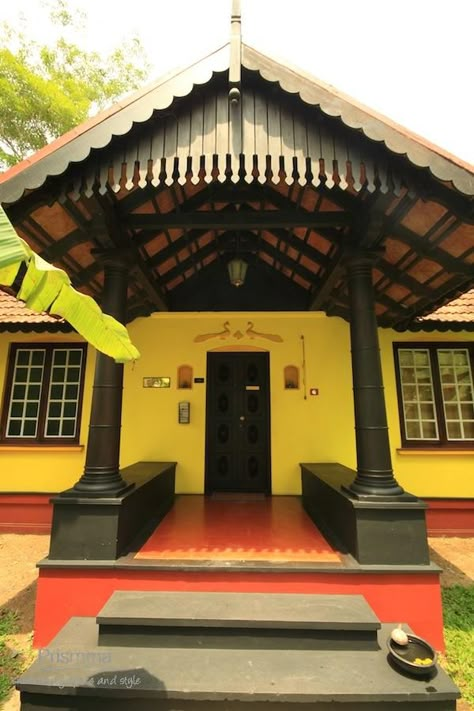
[393,341,474,449]
[0,342,87,446]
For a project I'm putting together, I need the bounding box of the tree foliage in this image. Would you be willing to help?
[0,0,150,167]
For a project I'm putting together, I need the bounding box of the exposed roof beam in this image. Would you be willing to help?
[309,249,345,310]
[390,223,473,276]
[308,204,387,311]
[160,230,320,290]
[88,195,169,312]
[126,210,352,231]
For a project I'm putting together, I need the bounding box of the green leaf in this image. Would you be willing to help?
[18,241,70,312]
[0,205,140,363]
[0,261,21,287]
[50,284,140,363]
[0,204,28,270]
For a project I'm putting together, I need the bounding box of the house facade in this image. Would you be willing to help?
[1,298,473,530]
[0,29,473,681]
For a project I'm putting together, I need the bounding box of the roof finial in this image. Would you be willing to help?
[229,0,241,104]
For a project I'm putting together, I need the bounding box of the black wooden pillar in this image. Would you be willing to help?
[345,252,405,498]
[72,252,132,496]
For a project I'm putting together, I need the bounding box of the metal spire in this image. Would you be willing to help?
[229,0,241,103]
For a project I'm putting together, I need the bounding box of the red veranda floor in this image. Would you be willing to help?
[136,495,341,563]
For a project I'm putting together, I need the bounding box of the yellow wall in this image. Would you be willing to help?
[1,314,473,498]
[380,329,474,498]
[0,333,95,492]
[121,313,354,495]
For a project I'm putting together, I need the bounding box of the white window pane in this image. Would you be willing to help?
[420,403,435,419]
[439,349,474,441]
[414,351,429,366]
[398,349,438,441]
[45,348,83,438]
[399,350,414,366]
[405,403,419,419]
[454,351,468,366]
[438,350,453,366]
[6,349,45,438]
[445,403,460,419]
[462,421,474,439]
[461,403,474,419]
[422,421,438,439]
[440,367,455,383]
[406,421,422,439]
[402,385,417,401]
[418,385,434,401]
[416,368,431,383]
[458,384,473,402]
[401,367,415,383]
[446,421,462,439]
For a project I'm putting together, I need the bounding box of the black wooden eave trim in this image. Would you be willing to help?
[393,321,474,333]
[0,322,73,333]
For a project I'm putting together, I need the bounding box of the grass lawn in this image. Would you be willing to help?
[440,585,474,706]
[0,611,23,705]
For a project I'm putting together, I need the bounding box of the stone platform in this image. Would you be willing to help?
[19,591,459,710]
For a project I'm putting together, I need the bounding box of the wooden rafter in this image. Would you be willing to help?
[87,195,169,312]
[126,210,352,231]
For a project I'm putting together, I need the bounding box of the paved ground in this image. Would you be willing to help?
[0,534,473,710]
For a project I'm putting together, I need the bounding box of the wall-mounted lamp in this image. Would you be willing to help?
[227,257,248,287]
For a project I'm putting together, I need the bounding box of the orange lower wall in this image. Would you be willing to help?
[0,494,53,533]
[425,499,474,537]
[0,494,473,536]
[34,567,445,651]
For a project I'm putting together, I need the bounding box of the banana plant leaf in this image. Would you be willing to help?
[0,205,140,363]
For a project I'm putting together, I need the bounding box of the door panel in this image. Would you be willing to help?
[205,352,270,493]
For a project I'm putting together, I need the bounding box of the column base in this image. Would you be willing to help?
[48,462,176,561]
[341,484,419,503]
[61,481,136,498]
[301,463,429,566]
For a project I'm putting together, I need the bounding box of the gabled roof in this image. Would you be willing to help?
[0,43,473,205]
[0,42,472,326]
[0,291,71,333]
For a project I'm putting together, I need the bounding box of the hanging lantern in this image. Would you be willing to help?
[227,258,248,287]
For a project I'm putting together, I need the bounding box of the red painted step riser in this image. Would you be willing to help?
[34,569,444,651]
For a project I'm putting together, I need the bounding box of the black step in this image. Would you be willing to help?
[18,616,460,710]
[97,591,381,650]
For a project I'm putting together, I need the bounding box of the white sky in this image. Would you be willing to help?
[1,0,473,163]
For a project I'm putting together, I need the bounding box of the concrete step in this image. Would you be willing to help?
[96,591,381,651]
[18,615,460,710]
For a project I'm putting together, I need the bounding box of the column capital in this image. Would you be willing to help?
[343,247,384,268]
[91,247,135,271]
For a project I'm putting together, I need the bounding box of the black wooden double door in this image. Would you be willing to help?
[205,352,271,493]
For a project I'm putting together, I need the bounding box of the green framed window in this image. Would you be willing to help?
[1,343,87,444]
[394,343,474,447]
